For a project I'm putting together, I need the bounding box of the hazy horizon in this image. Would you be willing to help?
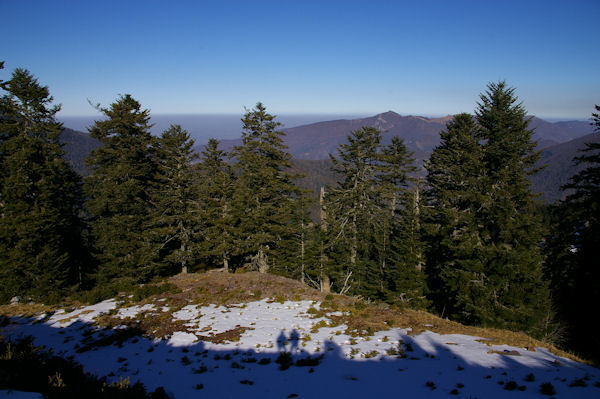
[58,113,372,143]
[2,1,598,120]
[58,111,591,145]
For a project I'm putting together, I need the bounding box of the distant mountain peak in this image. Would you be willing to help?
[374,111,400,122]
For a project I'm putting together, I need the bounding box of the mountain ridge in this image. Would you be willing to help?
[58,112,595,203]
[198,111,593,161]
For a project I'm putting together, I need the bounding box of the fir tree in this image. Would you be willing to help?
[273,190,314,281]
[229,103,302,273]
[197,138,236,272]
[0,68,88,302]
[376,137,427,306]
[387,183,429,308]
[545,105,600,360]
[325,127,383,297]
[147,125,199,275]
[84,95,157,284]
[426,84,551,338]
[476,82,550,336]
[425,113,486,321]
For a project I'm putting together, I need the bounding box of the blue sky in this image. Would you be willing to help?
[1,0,598,119]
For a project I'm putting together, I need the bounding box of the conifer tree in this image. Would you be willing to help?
[387,183,429,308]
[545,105,600,360]
[197,138,236,272]
[0,68,88,302]
[147,125,198,275]
[476,82,550,335]
[85,95,157,284]
[425,113,486,321]
[376,137,427,306]
[272,191,314,281]
[426,85,551,337]
[229,103,302,273]
[325,127,383,297]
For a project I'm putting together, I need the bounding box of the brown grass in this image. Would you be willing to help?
[315,300,588,364]
[0,303,57,319]
[198,326,253,344]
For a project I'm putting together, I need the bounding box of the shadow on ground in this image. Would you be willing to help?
[2,315,599,399]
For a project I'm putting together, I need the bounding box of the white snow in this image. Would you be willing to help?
[168,331,198,347]
[2,297,599,398]
[45,299,118,327]
[116,303,156,319]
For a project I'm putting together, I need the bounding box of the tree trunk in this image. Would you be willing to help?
[319,186,327,231]
[350,213,357,266]
[257,247,269,273]
[300,222,305,284]
[414,183,423,272]
[180,221,188,274]
[321,274,331,293]
[223,251,229,273]
[319,187,330,292]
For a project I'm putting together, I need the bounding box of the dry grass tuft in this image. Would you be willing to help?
[167,270,341,305]
[313,300,588,364]
[198,326,253,344]
[0,303,58,319]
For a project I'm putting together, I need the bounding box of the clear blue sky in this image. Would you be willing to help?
[1,0,598,119]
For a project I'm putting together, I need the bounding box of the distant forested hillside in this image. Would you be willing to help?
[533,132,600,202]
[59,118,596,203]
[58,128,101,175]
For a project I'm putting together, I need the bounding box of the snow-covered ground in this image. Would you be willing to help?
[2,298,599,398]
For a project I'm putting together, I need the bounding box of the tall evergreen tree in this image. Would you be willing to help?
[273,189,315,281]
[197,138,236,272]
[476,82,550,335]
[0,68,88,302]
[387,183,429,308]
[229,103,302,273]
[425,113,486,321]
[426,84,551,337]
[325,127,383,297]
[85,95,157,284]
[545,105,600,360]
[376,137,427,306]
[147,125,198,275]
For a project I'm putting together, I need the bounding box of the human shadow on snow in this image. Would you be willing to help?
[2,315,599,399]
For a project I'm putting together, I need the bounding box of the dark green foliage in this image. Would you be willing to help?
[545,105,600,362]
[0,335,156,398]
[425,113,487,322]
[476,82,550,335]
[425,83,551,337]
[325,127,384,297]
[71,279,136,304]
[0,68,89,303]
[378,139,428,308]
[324,128,424,301]
[197,138,236,271]
[146,125,199,275]
[85,95,157,285]
[229,103,303,273]
[272,190,316,281]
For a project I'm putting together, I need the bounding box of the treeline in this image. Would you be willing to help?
[0,64,598,361]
